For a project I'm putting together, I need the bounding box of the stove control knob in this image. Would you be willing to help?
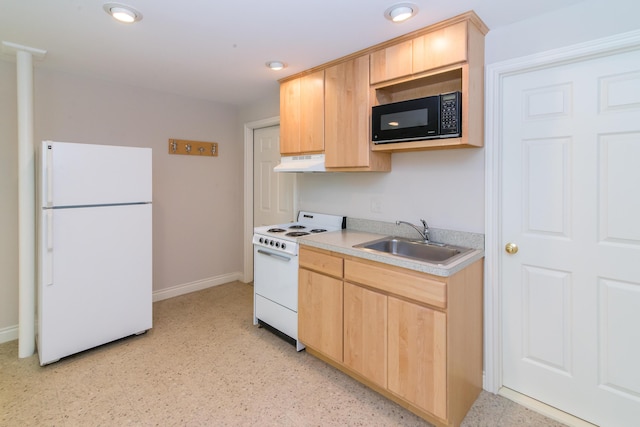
[275,242,280,248]
[259,237,264,244]
[269,240,274,246]
[281,243,286,250]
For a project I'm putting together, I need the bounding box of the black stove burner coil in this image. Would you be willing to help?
[267,228,286,233]
[286,231,310,237]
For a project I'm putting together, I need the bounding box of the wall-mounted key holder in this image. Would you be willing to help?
[168,139,218,157]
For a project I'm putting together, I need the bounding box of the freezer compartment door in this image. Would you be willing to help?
[41,140,152,207]
[37,203,152,365]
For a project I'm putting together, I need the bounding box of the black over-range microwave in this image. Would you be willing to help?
[371,92,461,144]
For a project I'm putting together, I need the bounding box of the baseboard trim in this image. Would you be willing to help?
[152,272,243,302]
[498,387,598,427]
[0,325,18,344]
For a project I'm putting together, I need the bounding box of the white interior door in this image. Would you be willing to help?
[501,47,640,426]
[253,125,294,227]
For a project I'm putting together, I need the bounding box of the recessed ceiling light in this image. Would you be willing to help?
[103,3,142,23]
[266,61,286,71]
[384,3,418,23]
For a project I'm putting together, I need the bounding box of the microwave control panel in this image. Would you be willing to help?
[440,92,461,137]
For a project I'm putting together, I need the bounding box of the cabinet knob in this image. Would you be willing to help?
[505,242,519,254]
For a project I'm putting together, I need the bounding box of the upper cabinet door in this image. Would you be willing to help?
[279,78,301,155]
[413,21,467,73]
[299,70,325,153]
[324,55,371,168]
[370,39,413,85]
[279,70,324,155]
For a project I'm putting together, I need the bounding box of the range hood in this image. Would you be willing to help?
[273,154,326,173]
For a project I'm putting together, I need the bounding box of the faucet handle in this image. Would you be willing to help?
[420,219,429,229]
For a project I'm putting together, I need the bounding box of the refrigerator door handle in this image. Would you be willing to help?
[46,145,53,206]
[46,210,53,250]
[44,209,53,286]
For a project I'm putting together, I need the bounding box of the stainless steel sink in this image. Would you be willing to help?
[353,236,473,265]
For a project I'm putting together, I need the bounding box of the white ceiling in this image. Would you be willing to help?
[0,0,585,108]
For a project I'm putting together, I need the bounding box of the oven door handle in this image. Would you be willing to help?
[257,249,292,262]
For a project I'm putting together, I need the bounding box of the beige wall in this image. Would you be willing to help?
[1,63,244,338]
[297,148,485,233]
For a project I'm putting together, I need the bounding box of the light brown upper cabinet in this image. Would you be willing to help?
[412,21,468,74]
[370,13,488,152]
[279,70,324,155]
[279,11,488,161]
[324,55,391,171]
[370,19,476,85]
[370,39,413,85]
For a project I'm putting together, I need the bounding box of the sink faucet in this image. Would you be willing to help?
[396,219,430,242]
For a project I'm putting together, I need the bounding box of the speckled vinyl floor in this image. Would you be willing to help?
[0,282,568,426]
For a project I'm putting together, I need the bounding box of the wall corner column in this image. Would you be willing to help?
[2,41,47,359]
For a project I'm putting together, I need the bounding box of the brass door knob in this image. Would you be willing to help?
[505,243,519,254]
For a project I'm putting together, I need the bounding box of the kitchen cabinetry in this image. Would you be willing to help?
[298,248,343,363]
[387,296,447,418]
[343,282,387,388]
[324,56,391,171]
[370,13,487,152]
[279,58,390,171]
[412,21,468,74]
[279,11,487,162]
[279,70,324,155]
[298,245,483,427]
[371,20,468,84]
[370,39,413,85]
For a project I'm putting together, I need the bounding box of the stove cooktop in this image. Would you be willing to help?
[264,225,330,237]
[253,211,346,253]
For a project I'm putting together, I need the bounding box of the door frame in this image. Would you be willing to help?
[484,27,640,411]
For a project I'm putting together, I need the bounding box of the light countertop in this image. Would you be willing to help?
[298,229,484,277]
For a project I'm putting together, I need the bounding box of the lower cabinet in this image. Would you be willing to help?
[343,282,387,388]
[387,296,447,419]
[298,267,343,363]
[299,245,483,427]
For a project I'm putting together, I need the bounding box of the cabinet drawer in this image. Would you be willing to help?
[300,247,343,278]
[344,259,446,308]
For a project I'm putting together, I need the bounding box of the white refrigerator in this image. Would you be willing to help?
[37,141,153,365]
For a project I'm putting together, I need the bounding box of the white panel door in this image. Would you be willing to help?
[253,126,294,226]
[501,48,640,426]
